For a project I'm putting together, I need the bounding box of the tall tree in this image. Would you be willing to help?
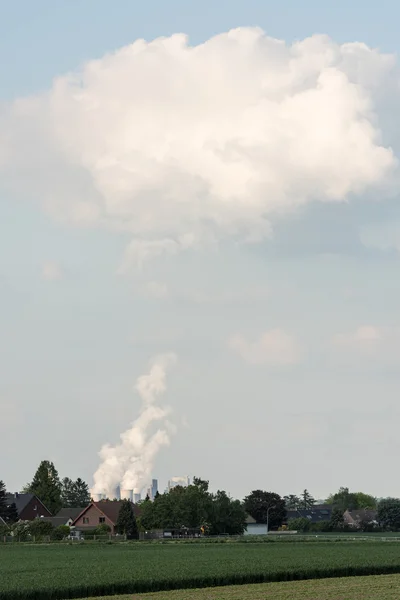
[377,498,400,530]
[243,490,286,529]
[62,477,91,507]
[211,490,247,535]
[0,481,19,524]
[284,495,301,510]
[299,489,315,509]
[73,478,91,507]
[116,500,139,539]
[29,460,62,515]
[0,480,7,521]
[61,478,75,508]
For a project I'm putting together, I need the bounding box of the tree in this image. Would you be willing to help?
[5,502,18,524]
[211,490,247,535]
[61,478,75,508]
[329,508,345,531]
[284,495,301,510]
[28,460,62,515]
[377,498,400,530]
[0,480,6,520]
[116,500,139,539]
[73,478,91,507]
[287,517,310,532]
[61,477,91,508]
[0,481,18,524]
[28,519,53,540]
[243,490,286,530]
[299,489,315,509]
[326,487,376,512]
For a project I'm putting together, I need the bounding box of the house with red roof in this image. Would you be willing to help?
[72,500,140,533]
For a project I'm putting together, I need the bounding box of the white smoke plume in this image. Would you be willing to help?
[92,353,177,497]
[1,28,398,269]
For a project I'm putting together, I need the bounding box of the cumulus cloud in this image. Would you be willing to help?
[0,28,397,268]
[41,261,64,281]
[229,329,302,366]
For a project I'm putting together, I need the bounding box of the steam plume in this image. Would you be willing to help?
[92,353,177,497]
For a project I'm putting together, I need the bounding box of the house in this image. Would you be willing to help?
[5,493,52,521]
[244,514,269,535]
[285,505,333,524]
[343,509,378,529]
[72,500,140,533]
[44,507,84,528]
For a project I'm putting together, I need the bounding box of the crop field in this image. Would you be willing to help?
[89,574,400,599]
[2,541,400,599]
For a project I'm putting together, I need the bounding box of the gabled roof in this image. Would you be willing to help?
[72,500,140,526]
[346,509,378,523]
[5,493,33,514]
[54,507,85,521]
[286,506,333,523]
[245,514,256,524]
[5,493,52,517]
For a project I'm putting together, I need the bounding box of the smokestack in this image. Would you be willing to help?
[120,489,133,502]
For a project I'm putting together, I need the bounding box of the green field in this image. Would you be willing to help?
[88,574,400,599]
[3,541,400,599]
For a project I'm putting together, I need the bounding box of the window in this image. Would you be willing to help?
[83,517,89,524]
[99,517,106,524]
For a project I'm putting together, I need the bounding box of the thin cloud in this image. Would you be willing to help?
[228,329,302,366]
[41,261,64,281]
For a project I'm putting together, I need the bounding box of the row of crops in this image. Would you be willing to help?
[2,541,400,599]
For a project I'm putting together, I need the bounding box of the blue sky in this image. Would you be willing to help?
[1,0,400,500]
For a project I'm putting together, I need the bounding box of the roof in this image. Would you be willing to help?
[54,507,85,521]
[5,493,33,514]
[245,514,256,524]
[72,500,141,526]
[5,493,52,516]
[346,509,378,523]
[286,506,333,523]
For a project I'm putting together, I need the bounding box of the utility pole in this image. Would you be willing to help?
[266,505,275,535]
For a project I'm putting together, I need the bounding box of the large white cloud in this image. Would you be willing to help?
[1,28,397,268]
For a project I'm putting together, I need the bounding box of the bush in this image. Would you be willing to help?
[95,524,111,535]
[51,525,70,540]
[28,520,54,540]
[287,518,311,532]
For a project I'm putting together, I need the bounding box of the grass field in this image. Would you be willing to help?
[88,574,400,599]
[3,541,400,599]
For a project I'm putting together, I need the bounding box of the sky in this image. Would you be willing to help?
[2,0,400,501]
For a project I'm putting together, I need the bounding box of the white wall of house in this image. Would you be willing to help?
[244,523,268,535]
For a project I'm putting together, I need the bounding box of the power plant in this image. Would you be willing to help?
[91,480,158,503]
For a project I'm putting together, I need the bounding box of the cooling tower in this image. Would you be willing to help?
[120,489,133,501]
[133,488,141,503]
[92,492,103,502]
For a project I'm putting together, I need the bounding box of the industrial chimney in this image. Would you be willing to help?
[120,489,133,502]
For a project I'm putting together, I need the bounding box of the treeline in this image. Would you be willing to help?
[139,478,247,535]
